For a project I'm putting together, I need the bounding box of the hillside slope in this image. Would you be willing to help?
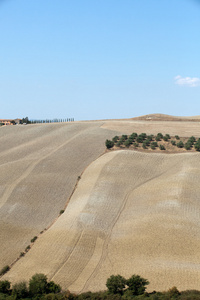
[0,122,118,269]
[4,150,200,293]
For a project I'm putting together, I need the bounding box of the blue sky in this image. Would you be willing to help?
[0,0,200,121]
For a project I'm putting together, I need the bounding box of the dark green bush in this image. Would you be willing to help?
[0,266,10,276]
[124,140,132,148]
[136,136,144,143]
[171,140,176,146]
[105,140,114,149]
[121,135,128,141]
[147,135,154,141]
[184,143,191,150]
[106,275,126,295]
[130,133,137,139]
[112,136,119,143]
[133,142,139,148]
[126,275,149,296]
[116,141,122,147]
[12,281,28,299]
[31,236,38,243]
[175,135,180,140]
[163,136,169,141]
[25,245,30,252]
[0,281,10,294]
[59,210,65,215]
[188,136,196,144]
[177,141,184,148]
[29,273,48,296]
[159,145,165,150]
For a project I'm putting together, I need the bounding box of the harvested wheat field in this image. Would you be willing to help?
[3,147,200,293]
[1,116,200,293]
[0,122,118,269]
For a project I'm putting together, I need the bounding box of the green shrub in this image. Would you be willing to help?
[171,140,176,146]
[31,236,38,243]
[126,274,149,296]
[59,210,65,215]
[156,133,163,140]
[0,266,10,276]
[12,281,28,299]
[163,136,169,141]
[130,133,137,139]
[106,275,126,295]
[159,145,165,150]
[25,245,30,252]
[136,136,144,143]
[184,143,191,150]
[105,140,114,149]
[177,141,184,148]
[175,135,180,140]
[47,281,61,294]
[195,141,200,151]
[112,136,119,143]
[121,135,128,141]
[147,135,154,141]
[124,140,132,148]
[29,273,48,296]
[0,281,10,294]
[133,142,139,148]
[116,141,122,147]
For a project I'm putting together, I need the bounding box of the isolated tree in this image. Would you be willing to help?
[106,275,126,294]
[126,275,149,296]
[105,140,114,149]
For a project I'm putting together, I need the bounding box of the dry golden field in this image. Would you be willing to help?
[1,117,200,293]
[0,122,118,269]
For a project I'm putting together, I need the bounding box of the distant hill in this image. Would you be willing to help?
[131,113,200,122]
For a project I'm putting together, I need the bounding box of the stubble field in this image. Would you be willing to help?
[1,117,200,293]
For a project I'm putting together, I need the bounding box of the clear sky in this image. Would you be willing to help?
[0,0,200,121]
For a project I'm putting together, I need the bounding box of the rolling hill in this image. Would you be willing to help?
[1,118,200,293]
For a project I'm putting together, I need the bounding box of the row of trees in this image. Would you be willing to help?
[0,273,61,299]
[30,118,75,124]
[10,117,75,125]
[1,273,200,299]
[105,133,200,152]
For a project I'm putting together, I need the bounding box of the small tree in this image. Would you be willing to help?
[171,140,176,146]
[106,275,126,294]
[12,281,28,299]
[112,136,119,143]
[126,274,149,296]
[0,280,11,294]
[29,273,48,296]
[47,281,61,294]
[177,141,184,148]
[105,140,114,149]
[159,144,165,150]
